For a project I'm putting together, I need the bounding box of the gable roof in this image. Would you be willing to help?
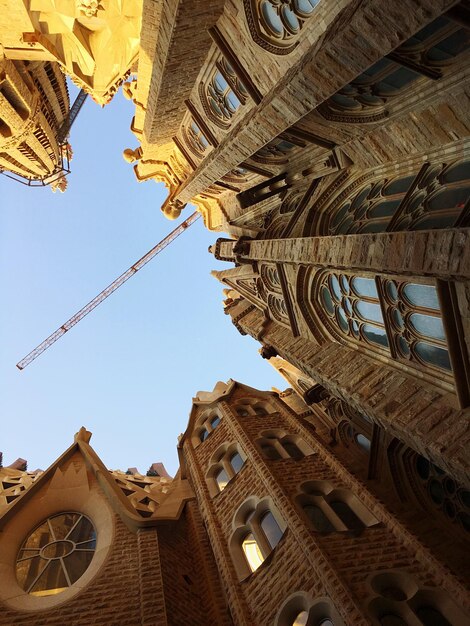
[0,428,194,533]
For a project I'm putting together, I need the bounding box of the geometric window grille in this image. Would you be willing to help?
[317,272,453,374]
[327,158,470,235]
[203,57,248,129]
[320,16,470,123]
[414,455,470,534]
[16,513,96,596]
[244,0,320,55]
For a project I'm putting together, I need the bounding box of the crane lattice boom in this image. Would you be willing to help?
[17,211,201,370]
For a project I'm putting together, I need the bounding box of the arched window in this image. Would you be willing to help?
[256,430,314,460]
[230,497,286,578]
[254,404,269,416]
[185,119,210,158]
[201,57,248,129]
[236,406,250,417]
[326,158,469,236]
[233,400,275,416]
[275,593,344,626]
[193,410,222,447]
[368,571,467,626]
[252,136,300,164]
[206,444,247,496]
[320,16,470,123]
[338,421,371,455]
[244,0,320,55]
[297,481,378,533]
[315,271,455,378]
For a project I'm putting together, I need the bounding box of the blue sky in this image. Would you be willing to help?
[0,85,285,476]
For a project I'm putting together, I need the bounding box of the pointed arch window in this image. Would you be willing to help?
[317,271,454,375]
[186,119,210,157]
[320,16,470,123]
[202,57,248,129]
[326,158,469,236]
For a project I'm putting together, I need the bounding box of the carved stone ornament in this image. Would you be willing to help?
[76,0,102,18]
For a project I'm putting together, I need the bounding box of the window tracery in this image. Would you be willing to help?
[244,0,320,55]
[319,16,469,123]
[252,136,300,164]
[184,119,210,158]
[230,497,286,577]
[326,159,469,235]
[298,481,378,533]
[206,443,246,495]
[201,57,248,129]
[338,421,371,454]
[16,513,96,596]
[316,271,452,375]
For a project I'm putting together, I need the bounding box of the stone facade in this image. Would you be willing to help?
[2,0,470,623]
[0,59,71,189]
[1,383,469,625]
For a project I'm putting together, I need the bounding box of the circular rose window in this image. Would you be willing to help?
[16,512,96,596]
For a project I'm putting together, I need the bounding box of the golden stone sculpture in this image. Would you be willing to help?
[0,0,142,105]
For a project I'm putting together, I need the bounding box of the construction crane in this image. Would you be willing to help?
[57,88,88,144]
[17,211,201,370]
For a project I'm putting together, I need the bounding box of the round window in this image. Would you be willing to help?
[16,512,96,596]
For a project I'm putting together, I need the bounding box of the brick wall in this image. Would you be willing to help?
[0,514,142,626]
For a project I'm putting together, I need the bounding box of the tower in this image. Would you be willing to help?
[0,60,70,189]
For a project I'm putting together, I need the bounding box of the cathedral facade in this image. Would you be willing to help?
[1,0,469,623]
[1,381,469,625]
